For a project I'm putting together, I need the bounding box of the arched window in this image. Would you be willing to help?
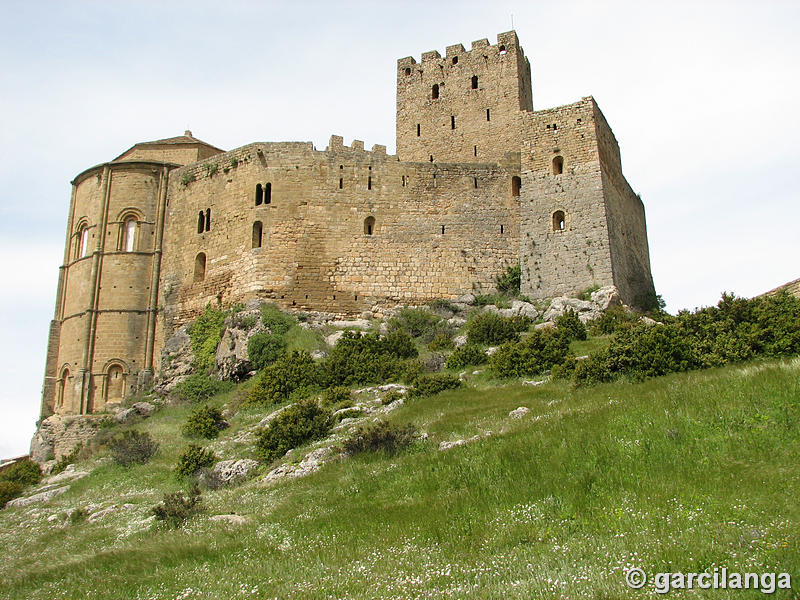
[512,176,521,197]
[58,367,70,412]
[123,217,136,252]
[471,75,478,89]
[255,184,263,206]
[197,211,205,234]
[499,45,507,54]
[75,223,90,259]
[252,221,263,248]
[265,182,271,204]
[553,155,564,175]
[105,364,125,405]
[553,210,566,232]
[205,208,211,231]
[364,216,375,235]
[431,83,439,99]
[194,252,206,282]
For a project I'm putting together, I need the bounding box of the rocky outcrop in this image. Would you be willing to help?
[7,485,69,508]
[30,415,105,463]
[156,325,193,393]
[113,401,156,424]
[209,459,259,486]
[540,286,623,324]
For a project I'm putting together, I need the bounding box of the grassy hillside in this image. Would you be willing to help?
[1,355,798,599]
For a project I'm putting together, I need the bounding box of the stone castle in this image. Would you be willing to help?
[39,30,654,421]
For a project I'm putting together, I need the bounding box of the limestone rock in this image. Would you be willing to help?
[325,330,345,347]
[156,326,193,393]
[456,293,475,305]
[44,464,88,485]
[590,286,622,311]
[113,407,138,424]
[542,297,596,322]
[310,350,326,360]
[640,316,662,326]
[88,505,118,522]
[215,326,253,380]
[264,446,332,482]
[210,459,259,486]
[438,432,491,451]
[447,316,467,328]
[30,415,103,463]
[534,321,555,330]
[508,406,530,419]
[7,485,69,508]
[328,319,370,330]
[132,401,155,416]
[511,300,539,320]
[453,334,468,347]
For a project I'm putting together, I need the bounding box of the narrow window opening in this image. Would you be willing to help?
[255,183,263,206]
[451,115,455,129]
[79,226,89,258]
[265,182,271,204]
[364,216,375,235]
[474,145,477,157]
[473,177,478,189]
[471,75,478,89]
[124,218,136,252]
[340,165,343,169]
[416,124,420,137]
[452,56,458,65]
[305,295,308,300]
[553,155,564,175]
[205,208,211,231]
[402,175,406,187]
[333,294,336,300]
[429,155,434,162]
[499,45,507,54]
[512,176,521,197]
[197,211,205,234]
[404,67,411,75]
[339,178,343,189]
[355,295,358,301]
[431,83,439,99]
[368,176,372,190]
[486,108,490,121]
[577,118,582,124]
[441,225,445,234]
[194,252,206,282]
[252,221,263,248]
[553,210,566,232]
[500,224,505,234]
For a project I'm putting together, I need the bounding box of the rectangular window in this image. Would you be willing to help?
[486,108,490,121]
[416,124,421,137]
[451,116,455,129]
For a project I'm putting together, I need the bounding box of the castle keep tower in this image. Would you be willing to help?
[40,133,222,419]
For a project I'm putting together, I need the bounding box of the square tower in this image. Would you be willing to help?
[396,31,532,164]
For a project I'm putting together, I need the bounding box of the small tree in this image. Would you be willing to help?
[108,430,159,467]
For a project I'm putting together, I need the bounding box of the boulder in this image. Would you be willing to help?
[113,407,138,424]
[325,330,345,347]
[215,326,253,380]
[7,485,69,508]
[156,326,193,392]
[508,407,530,419]
[132,401,155,417]
[210,459,259,486]
[511,300,539,320]
[447,316,467,328]
[438,432,491,451]
[328,319,370,330]
[590,286,622,311]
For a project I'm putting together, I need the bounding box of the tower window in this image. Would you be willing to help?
[553,155,564,175]
[441,225,445,234]
[473,177,478,189]
[194,252,206,282]
[123,217,136,252]
[474,145,477,157]
[265,182,271,204]
[368,176,372,190]
[429,155,434,163]
[404,67,411,75]
[252,221,263,248]
[500,224,504,234]
[553,211,566,232]
[402,175,406,187]
[416,123,421,137]
[471,75,478,89]
[451,115,455,129]
[339,178,343,189]
[499,45,507,54]
[364,216,375,235]
[432,84,439,99]
[197,211,205,234]
[255,183,263,206]
[486,108,490,121]
[452,56,458,65]
[76,224,90,259]
[205,208,211,231]
[512,176,521,197]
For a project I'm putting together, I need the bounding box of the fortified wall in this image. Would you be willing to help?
[38,30,655,429]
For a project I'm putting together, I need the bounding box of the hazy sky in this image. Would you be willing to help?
[1,0,798,458]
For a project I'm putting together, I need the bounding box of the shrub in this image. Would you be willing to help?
[382,389,404,405]
[490,329,572,378]
[588,305,638,335]
[255,399,332,463]
[427,332,455,351]
[182,405,227,439]
[0,481,23,507]
[176,444,217,478]
[108,430,159,467]
[260,304,296,335]
[408,373,462,399]
[551,355,578,380]
[0,458,42,487]
[174,373,233,403]
[473,293,511,308]
[496,264,521,295]
[322,331,414,387]
[320,385,353,408]
[248,350,322,405]
[422,353,447,372]
[188,304,227,372]
[387,308,441,339]
[381,330,419,358]
[152,486,202,528]
[69,508,88,524]
[341,421,417,455]
[466,312,524,345]
[445,344,487,369]
[555,308,587,341]
[428,298,459,317]
[247,333,287,370]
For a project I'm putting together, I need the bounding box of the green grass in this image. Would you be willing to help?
[1,358,798,599]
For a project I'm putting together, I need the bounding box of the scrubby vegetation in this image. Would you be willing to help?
[254,400,332,463]
[151,487,202,528]
[495,263,521,296]
[175,444,217,478]
[0,459,41,488]
[247,333,287,370]
[490,328,572,378]
[341,421,417,455]
[108,430,159,467]
[555,307,587,341]
[181,405,227,439]
[444,344,487,369]
[408,373,462,399]
[466,312,530,345]
[260,303,296,335]
[322,331,417,388]
[248,350,322,405]
[173,373,233,403]
[187,304,228,372]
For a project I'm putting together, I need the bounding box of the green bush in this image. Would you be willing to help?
[182,405,227,439]
[320,386,353,408]
[188,304,227,372]
[255,400,332,463]
[322,331,415,387]
[248,350,322,405]
[555,308,587,341]
[445,344,488,369]
[382,389,404,405]
[152,486,202,528]
[174,373,233,403]
[427,332,455,351]
[428,298,459,317]
[247,333,287,370]
[387,308,441,339]
[496,264,521,296]
[0,481,24,507]
[176,444,217,478]
[588,305,638,335]
[408,373,462,399]
[108,430,159,467]
[341,421,417,455]
[260,304,296,335]
[490,329,572,378]
[466,312,529,346]
[0,458,42,487]
[551,355,578,380]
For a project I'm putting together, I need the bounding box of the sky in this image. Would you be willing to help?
[1,0,798,458]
